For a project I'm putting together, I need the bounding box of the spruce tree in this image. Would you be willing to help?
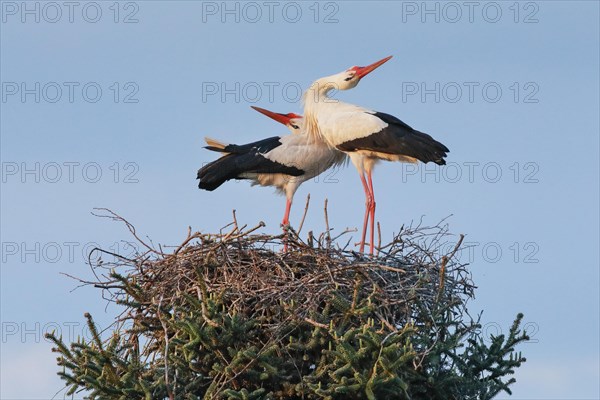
[47,215,529,399]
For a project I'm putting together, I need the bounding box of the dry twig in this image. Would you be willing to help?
[77,212,473,366]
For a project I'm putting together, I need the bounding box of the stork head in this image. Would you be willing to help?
[335,55,393,90]
[251,106,304,134]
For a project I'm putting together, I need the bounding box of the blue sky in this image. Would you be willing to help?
[1,1,599,398]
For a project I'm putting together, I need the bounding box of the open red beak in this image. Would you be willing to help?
[251,106,302,126]
[353,55,393,79]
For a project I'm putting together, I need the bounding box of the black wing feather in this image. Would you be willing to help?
[205,136,283,154]
[197,136,304,191]
[337,112,449,165]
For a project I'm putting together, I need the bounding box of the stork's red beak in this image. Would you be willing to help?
[352,55,393,79]
[251,106,302,126]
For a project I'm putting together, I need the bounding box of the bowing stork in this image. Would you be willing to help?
[303,56,449,255]
[197,106,346,242]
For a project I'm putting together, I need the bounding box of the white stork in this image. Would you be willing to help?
[302,56,449,254]
[197,106,346,246]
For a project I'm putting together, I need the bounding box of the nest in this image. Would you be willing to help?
[85,208,472,341]
[52,209,534,400]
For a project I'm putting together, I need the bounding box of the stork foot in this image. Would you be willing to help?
[281,221,290,252]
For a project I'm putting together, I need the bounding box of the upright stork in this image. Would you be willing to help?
[197,107,346,248]
[302,56,449,254]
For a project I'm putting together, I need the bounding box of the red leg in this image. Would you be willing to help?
[359,173,371,253]
[282,198,292,227]
[282,198,292,251]
[367,170,376,255]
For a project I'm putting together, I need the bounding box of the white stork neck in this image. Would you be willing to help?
[302,75,342,142]
[303,75,339,105]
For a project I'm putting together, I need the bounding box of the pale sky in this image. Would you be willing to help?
[1,1,599,398]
